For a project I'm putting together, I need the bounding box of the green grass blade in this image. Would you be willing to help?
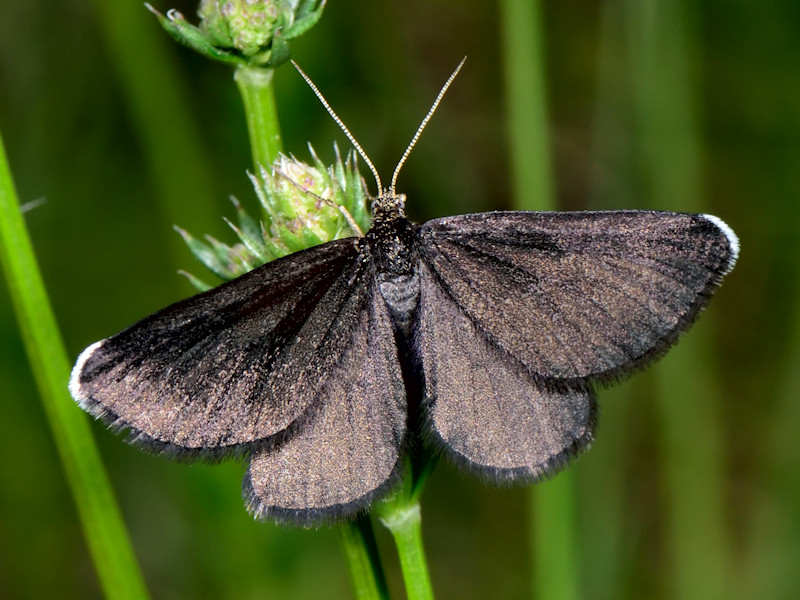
[578,4,639,597]
[499,2,579,599]
[529,474,580,600]
[500,0,554,211]
[0,132,150,599]
[743,309,800,597]
[625,1,733,598]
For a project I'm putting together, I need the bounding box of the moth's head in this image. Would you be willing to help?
[372,192,407,220]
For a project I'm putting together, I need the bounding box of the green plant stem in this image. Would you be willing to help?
[379,501,433,600]
[372,455,436,599]
[235,65,284,170]
[530,474,580,600]
[0,132,150,599]
[743,294,800,598]
[500,0,554,210]
[577,5,638,599]
[625,2,732,599]
[339,517,390,600]
[500,2,579,599]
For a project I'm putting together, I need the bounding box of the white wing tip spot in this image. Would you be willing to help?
[701,214,739,274]
[69,340,105,406]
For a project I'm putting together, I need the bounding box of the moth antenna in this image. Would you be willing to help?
[292,61,383,196]
[390,57,466,196]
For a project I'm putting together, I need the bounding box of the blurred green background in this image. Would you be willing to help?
[1,0,797,598]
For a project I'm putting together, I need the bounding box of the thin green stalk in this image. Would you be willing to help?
[339,517,390,600]
[500,0,554,210]
[625,1,732,598]
[742,295,800,598]
[378,501,433,600]
[578,4,637,598]
[500,2,579,599]
[0,132,150,599]
[530,474,580,600]
[235,65,284,170]
[374,457,436,600]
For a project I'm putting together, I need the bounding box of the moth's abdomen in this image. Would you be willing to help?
[379,270,420,337]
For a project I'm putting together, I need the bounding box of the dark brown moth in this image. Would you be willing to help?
[69,62,739,524]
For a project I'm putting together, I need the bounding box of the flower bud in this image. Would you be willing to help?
[148,0,326,68]
[179,145,369,290]
[198,0,284,57]
[271,155,343,241]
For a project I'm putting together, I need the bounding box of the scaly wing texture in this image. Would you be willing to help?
[70,238,385,458]
[416,258,596,482]
[244,288,407,524]
[416,210,737,480]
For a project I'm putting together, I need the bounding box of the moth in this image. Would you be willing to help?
[70,61,739,524]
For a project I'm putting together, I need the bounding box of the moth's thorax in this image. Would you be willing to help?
[368,197,420,336]
[368,195,415,275]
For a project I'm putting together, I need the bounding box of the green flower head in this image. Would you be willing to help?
[199,0,285,57]
[271,155,342,238]
[178,146,371,290]
[147,0,326,68]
